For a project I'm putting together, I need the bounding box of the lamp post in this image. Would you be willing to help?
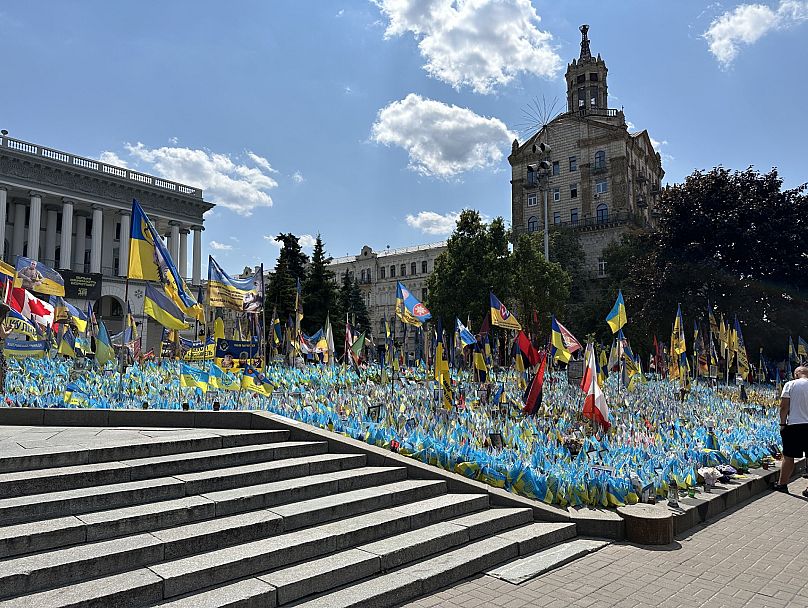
[528,142,552,260]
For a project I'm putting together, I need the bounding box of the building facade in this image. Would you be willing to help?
[509,25,664,276]
[329,242,446,357]
[0,132,213,351]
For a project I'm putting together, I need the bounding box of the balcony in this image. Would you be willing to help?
[571,107,620,119]
[546,210,633,231]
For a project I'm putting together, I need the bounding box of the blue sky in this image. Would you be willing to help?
[2,1,806,272]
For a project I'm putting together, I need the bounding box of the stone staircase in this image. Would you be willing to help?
[0,428,576,608]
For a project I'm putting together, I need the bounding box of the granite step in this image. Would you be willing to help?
[0,440,326,498]
[0,453,367,558]
[0,429,290,473]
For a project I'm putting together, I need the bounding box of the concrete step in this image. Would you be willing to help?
[292,521,578,608]
[0,442,330,526]
[0,489,483,606]
[0,455,368,558]
[0,440,327,498]
[0,429,290,474]
[151,492,487,599]
[486,537,609,584]
[0,477,444,598]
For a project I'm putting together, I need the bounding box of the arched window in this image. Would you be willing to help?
[400,264,406,277]
[596,203,609,224]
[390,265,395,278]
[594,150,606,169]
[421,260,427,274]
[410,262,417,276]
[527,216,538,233]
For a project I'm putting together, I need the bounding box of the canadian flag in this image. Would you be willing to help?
[7,287,54,327]
[581,343,610,430]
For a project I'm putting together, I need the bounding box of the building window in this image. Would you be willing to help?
[577,87,585,108]
[569,156,577,172]
[390,265,395,278]
[576,74,586,84]
[552,161,560,176]
[411,262,417,276]
[422,260,427,274]
[114,222,121,241]
[594,150,606,169]
[570,183,578,199]
[526,167,538,187]
[590,72,599,82]
[380,266,385,279]
[596,203,609,223]
[570,209,579,225]
[360,269,366,282]
[366,269,372,281]
[553,212,561,225]
[400,264,406,277]
[527,192,538,207]
[589,86,599,107]
[598,258,607,277]
[527,216,538,233]
[595,179,608,195]
[553,188,560,202]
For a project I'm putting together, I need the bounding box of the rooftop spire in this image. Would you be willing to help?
[579,24,591,61]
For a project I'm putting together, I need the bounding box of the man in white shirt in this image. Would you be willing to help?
[774,366,808,493]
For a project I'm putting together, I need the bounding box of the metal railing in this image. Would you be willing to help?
[0,135,203,199]
[539,210,634,231]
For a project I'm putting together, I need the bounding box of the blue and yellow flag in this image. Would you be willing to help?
[551,315,572,363]
[671,304,686,357]
[396,281,431,327]
[95,320,115,366]
[180,363,209,392]
[209,364,240,391]
[50,296,88,334]
[606,290,627,334]
[144,283,189,330]
[489,292,521,331]
[799,337,808,361]
[456,318,476,347]
[4,338,47,359]
[3,309,39,339]
[128,199,202,321]
[241,365,275,396]
[208,256,264,313]
[15,256,65,296]
[58,326,77,358]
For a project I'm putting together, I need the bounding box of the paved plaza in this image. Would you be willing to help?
[404,478,808,608]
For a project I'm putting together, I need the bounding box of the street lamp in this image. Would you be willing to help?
[528,142,552,259]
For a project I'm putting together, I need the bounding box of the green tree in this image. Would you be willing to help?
[265,233,309,324]
[302,234,337,334]
[334,270,371,356]
[426,210,511,328]
[511,232,571,337]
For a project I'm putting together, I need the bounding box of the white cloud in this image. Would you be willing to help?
[371,93,515,178]
[292,170,305,184]
[374,0,562,94]
[704,1,808,66]
[121,143,278,215]
[298,234,317,249]
[168,136,179,145]
[405,210,460,235]
[209,240,232,251]
[99,151,128,167]
[264,235,283,248]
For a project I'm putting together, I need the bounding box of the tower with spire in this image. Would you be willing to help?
[565,24,609,113]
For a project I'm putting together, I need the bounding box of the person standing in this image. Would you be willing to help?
[773,366,808,494]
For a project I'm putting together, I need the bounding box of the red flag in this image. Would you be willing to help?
[522,352,547,416]
[516,330,540,367]
[582,346,610,430]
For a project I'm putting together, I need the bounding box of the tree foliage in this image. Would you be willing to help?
[607,167,808,356]
[302,234,337,334]
[266,233,309,323]
[334,270,371,355]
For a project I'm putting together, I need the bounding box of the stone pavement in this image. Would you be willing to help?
[403,477,808,608]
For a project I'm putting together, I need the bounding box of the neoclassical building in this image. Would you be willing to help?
[509,25,665,276]
[0,132,213,350]
[329,242,446,358]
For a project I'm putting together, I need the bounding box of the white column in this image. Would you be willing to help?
[74,214,87,271]
[169,222,180,263]
[0,188,6,261]
[44,208,57,267]
[118,212,130,277]
[12,203,25,259]
[27,192,42,261]
[90,206,102,274]
[59,199,73,270]
[192,226,203,285]
[179,228,188,279]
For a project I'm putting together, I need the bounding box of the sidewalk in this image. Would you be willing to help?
[403,478,808,608]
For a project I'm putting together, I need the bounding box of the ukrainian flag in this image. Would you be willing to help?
[58,326,77,358]
[3,309,39,339]
[489,292,521,331]
[606,290,627,334]
[455,318,476,347]
[180,363,209,392]
[144,283,189,330]
[95,320,115,366]
[128,199,202,321]
[209,364,240,391]
[473,344,488,383]
[550,315,571,363]
[51,296,88,334]
[241,365,274,396]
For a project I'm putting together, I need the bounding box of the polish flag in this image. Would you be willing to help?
[581,343,610,430]
[7,287,54,327]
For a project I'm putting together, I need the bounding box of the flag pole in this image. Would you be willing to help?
[116,278,129,406]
